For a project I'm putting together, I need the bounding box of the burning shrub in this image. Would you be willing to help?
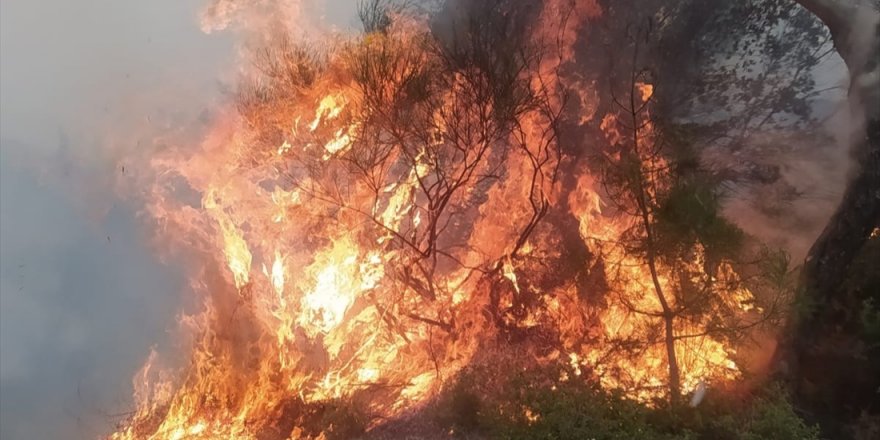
[107,1,802,439]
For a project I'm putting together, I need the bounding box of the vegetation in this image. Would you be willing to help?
[587,21,792,402]
[581,0,879,434]
[239,0,879,436]
[432,366,820,440]
[101,0,879,438]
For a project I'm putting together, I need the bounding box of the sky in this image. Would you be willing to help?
[0,1,227,439]
[0,1,364,438]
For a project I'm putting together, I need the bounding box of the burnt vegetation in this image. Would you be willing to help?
[112,0,879,439]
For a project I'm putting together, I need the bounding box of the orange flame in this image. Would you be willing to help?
[109,2,758,439]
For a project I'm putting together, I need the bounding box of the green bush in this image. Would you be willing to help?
[317,398,368,440]
[693,388,820,440]
[485,382,683,440]
[434,372,483,432]
[740,396,821,440]
[434,367,682,440]
[433,366,819,440]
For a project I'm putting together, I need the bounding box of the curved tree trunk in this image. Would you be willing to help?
[794,0,880,333]
[797,0,880,298]
[791,0,880,433]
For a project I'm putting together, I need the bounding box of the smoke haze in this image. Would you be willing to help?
[0,1,368,438]
[1,1,224,439]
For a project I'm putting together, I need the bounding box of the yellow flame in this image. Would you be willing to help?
[309,94,346,132]
[205,189,251,289]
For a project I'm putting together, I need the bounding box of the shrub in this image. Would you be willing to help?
[694,389,820,440]
[318,398,368,440]
[434,366,819,440]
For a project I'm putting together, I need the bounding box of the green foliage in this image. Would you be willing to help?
[652,125,744,263]
[434,368,818,440]
[859,298,880,344]
[435,368,682,440]
[689,388,821,440]
[652,0,829,130]
[655,178,744,262]
[758,247,793,291]
[434,372,483,431]
[738,396,821,440]
[483,382,681,440]
[318,399,368,440]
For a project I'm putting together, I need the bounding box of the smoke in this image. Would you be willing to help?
[842,1,880,123]
[0,1,366,438]
[0,147,186,440]
[0,1,225,439]
[722,1,880,263]
[720,92,852,262]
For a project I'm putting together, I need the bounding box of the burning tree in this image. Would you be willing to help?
[108,1,800,438]
[238,0,571,353]
[111,2,578,438]
[580,24,790,402]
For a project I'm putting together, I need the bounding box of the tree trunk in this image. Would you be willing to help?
[638,160,682,401]
[793,0,879,339]
[797,0,880,301]
[790,0,880,434]
[663,313,682,401]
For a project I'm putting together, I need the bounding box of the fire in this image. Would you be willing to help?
[637,82,654,101]
[309,94,346,132]
[207,202,252,289]
[298,239,374,336]
[109,1,763,438]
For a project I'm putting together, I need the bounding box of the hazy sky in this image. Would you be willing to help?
[1,1,227,439]
[0,1,364,439]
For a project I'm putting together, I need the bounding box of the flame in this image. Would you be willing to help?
[309,94,346,132]
[299,239,365,335]
[205,189,252,289]
[109,2,760,438]
[636,82,654,102]
[569,128,750,400]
